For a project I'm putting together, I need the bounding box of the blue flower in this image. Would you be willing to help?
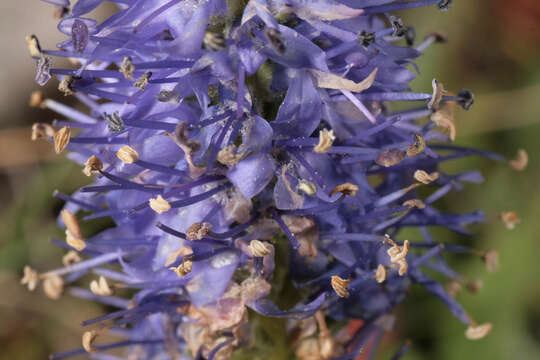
[25,0,513,359]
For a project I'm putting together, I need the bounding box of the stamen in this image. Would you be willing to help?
[185,222,212,241]
[169,257,192,277]
[357,30,375,47]
[509,149,528,171]
[133,71,152,90]
[375,149,405,167]
[430,101,456,141]
[403,199,426,209]
[416,32,447,52]
[54,126,71,153]
[428,79,445,110]
[29,91,45,108]
[53,190,102,212]
[314,129,336,153]
[414,170,439,184]
[167,183,230,209]
[62,251,82,266]
[406,134,426,156]
[25,34,42,57]
[298,179,317,196]
[374,265,386,283]
[500,211,520,230]
[390,16,407,37]
[82,155,103,176]
[35,55,52,86]
[120,56,135,80]
[149,195,171,214]
[248,240,272,257]
[330,276,351,298]
[465,323,492,340]
[482,249,498,273]
[104,112,125,132]
[217,145,244,166]
[457,89,474,110]
[82,330,99,353]
[116,145,139,164]
[61,209,86,251]
[330,183,359,197]
[58,76,74,96]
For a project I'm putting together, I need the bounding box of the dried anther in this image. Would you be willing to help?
[62,250,82,266]
[438,0,453,11]
[204,32,226,51]
[170,258,193,277]
[248,240,272,257]
[375,148,405,167]
[62,209,86,251]
[21,266,39,291]
[149,195,171,214]
[58,76,74,96]
[82,330,99,353]
[446,280,462,298]
[54,126,71,154]
[482,249,499,273]
[314,129,336,153]
[403,199,425,209]
[104,112,124,132]
[457,89,474,110]
[384,236,410,276]
[375,264,386,283]
[116,145,139,164]
[330,183,359,197]
[120,56,135,80]
[43,274,64,300]
[414,170,439,184]
[29,91,45,108]
[26,34,42,57]
[297,180,316,196]
[500,211,520,230]
[31,122,55,140]
[35,55,52,86]
[217,145,244,166]
[390,16,406,37]
[186,222,212,241]
[431,101,456,141]
[509,149,528,171]
[82,155,103,176]
[358,30,375,47]
[134,71,152,90]
[406,134,426,156]
[331,276,351,298]
[90,276,113,296]
[404,26,416,46]
[465,323,492,340]
[427,79,445,110]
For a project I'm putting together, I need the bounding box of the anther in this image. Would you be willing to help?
[116,145,139,164]
[54,126,71,154]
[427,79,445,110]
[62,250,82,266]
[82,330,99,353]
[120,56,135,80]
[330,183,359,197]
[358,30,375,47]
[185,222,212,241]
[509,149,527,171]
[297,179,317,196]
[58,76,74,96]
[169,258,192,277]
[31,122,55,140]
[414,170,439,184]
[134,71,152,90]
[465,322,492,340]
[90,276,113,296]
[61,209,86,251]
[149,195,171,214]
[29,91,45,108]
[500,211,520,230]
[457,89,474,110]
[21,265,39,291]
[314,129,336,154]
[404,26,416,46]
[156,90,181,103]
[25,34,42,58]
[217,145,244,166]
[204,32,226,51]
[438,0,453,11]
[248,240,272,257]
[374,264,386,283]
[82,155,103,176]
[43,274,64,300]
[35,55,52,86]
[403,199,425,209]
[375,148,405,167]
[104,112,124,132]
[406,134,426,156]
[390,16,407,37]
[482,249,498,273]
[331,276,351,298]
[430,101,456,141]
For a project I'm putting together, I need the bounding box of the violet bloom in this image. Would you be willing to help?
[23,0,524,359]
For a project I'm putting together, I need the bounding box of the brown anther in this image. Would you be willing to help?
[248,240,272,257]
[185,222,212,241]
[82,155,103,176]
[58,76,74,96]
[90,276,113,296]
[169,258,193,277]
[134,71,152,90]
[43,274,64,300]
[466,279,483,294]
[29,91,45,107]
[427,78,445,110]
[330,183,359,197]
[61,209,86,251]
[116,145,139,164]
[375,148,405,167]
[149,195,171,214]
[465,323,492,340]
[120,56,135,80]
[509,149,527,171]
[21,266,39,291]
[500,211,520,230]
[25,34,41,57]
[82,330,99,353]
[403,199,425,209]
[482,249,499,273]
[62,250,82,267]
[430,101,456,141]
[314,129,336,153]
[375,264,386,283]
[31,122,55,140]
[297,179,317,195]
[330,276,351,298]
[414,170,439,184]
[426,32,447,43]
[54,126,71,154]
[406,134,426,156]
[217,145,244,166]
[446,280,462,298]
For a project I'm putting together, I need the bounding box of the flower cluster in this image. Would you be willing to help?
[24,0,525,359]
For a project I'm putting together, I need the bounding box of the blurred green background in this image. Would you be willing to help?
[0,1,539,359]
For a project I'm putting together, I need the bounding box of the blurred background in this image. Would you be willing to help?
[0,1,539,359]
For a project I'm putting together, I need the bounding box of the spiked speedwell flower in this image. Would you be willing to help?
[25,1,523,359]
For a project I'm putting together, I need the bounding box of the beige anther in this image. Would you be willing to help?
[248,240,272,257]
[116,145,139,164]
[54,126,71,154]
[414,170,439,184]
[331,276,351,298]
[90,276,113,296]
[314,129,336,153]
[465,323,492,340]
[330,183,359,197]
[31,122,55,140]
[83,155,103,176]
[43,274,64,300]
[375,264,386,283]
[149,195,171,214]
[509,149,527,171]
[21,266,39,291]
